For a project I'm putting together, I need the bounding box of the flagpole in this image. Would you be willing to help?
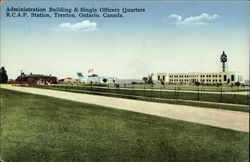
[87,68,94,83]
[86,71,88,83]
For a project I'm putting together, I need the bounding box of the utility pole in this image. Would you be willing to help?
[21,70,23,85]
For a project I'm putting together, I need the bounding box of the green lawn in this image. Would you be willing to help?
[30,84,249,105]
[0,89,249,162]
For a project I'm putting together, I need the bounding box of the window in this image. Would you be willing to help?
[231,75,234,81]
[224,75,227,81]
[163,76,165,81]
[158,76,160,81]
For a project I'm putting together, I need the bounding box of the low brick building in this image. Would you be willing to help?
[15,73,58,84]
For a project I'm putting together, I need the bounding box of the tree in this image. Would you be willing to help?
[235,82,241,87]
[160,79,165,85]
[235,81,241,91]
[143,74,154,84]
[7,79,15,84]
[0,67,8,83]
[142,77,148,83]
[148,76,154,84]
[195,81,200,86]
[102,78,107,83]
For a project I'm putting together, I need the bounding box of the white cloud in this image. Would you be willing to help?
[55,20,98,32]
[168,13,220,25]
[169,14,182,22]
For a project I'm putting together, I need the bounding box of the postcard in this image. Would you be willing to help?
[0,0,249,161]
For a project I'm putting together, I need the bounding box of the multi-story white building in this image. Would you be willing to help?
[155,72,242,85]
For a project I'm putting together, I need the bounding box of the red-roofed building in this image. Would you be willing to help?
[15,73,58,84]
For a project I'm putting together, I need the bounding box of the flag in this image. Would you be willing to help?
[88,68,93,73]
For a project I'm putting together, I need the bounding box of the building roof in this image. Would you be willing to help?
[157,71,238,75]
[88,74,98,77]
[17,74,57,78]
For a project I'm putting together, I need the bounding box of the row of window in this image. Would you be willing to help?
[168,79,223,82]
[200,75,222,78]
[169,79,198,82]
[169,75,199,78]
[201,79,222,82]
[169,74,223,78]
[158,75,235,82]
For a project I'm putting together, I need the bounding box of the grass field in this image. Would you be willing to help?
[0,88,249,162]
[29,84,249,105]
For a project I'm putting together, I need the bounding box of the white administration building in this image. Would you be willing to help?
[154,72,242,85]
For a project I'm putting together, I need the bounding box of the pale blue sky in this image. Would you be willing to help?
[1,1,249,80]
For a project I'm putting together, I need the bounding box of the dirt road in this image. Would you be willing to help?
[1,84,249,132]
